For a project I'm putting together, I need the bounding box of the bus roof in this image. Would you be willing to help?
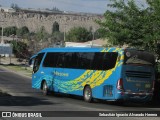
[38,47,124,53]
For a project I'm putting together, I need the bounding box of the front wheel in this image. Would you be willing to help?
[83,86,92,102]
[42,81,49,95]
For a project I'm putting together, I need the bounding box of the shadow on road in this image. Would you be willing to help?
[50,93,160,108]
[122,101,160,108]
[0,96,60,106]
[96,99,160,108]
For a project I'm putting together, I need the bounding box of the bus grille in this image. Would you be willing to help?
[103,85,113,97]
[126,71,152,78]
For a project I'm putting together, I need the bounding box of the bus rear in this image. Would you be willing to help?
[116,49,155,102]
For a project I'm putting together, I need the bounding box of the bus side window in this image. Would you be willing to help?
[56,53,65,68]
[102,52,118,70]
[33,53,44,73]
[78,52,94,69]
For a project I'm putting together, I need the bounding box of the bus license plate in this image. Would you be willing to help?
[145,84,151,88]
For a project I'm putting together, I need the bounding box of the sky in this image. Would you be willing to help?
[0,0,146,14]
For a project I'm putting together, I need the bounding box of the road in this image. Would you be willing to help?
[0,67,160,120]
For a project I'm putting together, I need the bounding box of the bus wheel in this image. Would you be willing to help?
[84,86,92,102]
[42,81,49,95]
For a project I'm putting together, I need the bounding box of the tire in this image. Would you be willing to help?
[42,81,49,95]
[83,86,92,102]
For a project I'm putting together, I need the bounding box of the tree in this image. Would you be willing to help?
[16,26,29,37]
[36,26,49,41]
[3,26,17,36]
[10,3,20,10]
[97,0,147,46]
[97,0,160,58]
[66,27,92,42]
[11,40,31,59]
[50,31,64,44]
[94,28,105,40]
[52,21,60,33]
[145,0,160,59]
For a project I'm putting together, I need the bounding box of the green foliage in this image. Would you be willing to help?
[11,40,31,59]
[36,26,49,41]
[97,0,145,46]
[3,26,17,36]
[16,26,29,37]
[145,0,160,59]
[94,28,105,40]
[97,0,160,59]
[52,21,60,33]
[51,21,64,44]
[51,31,64,42]
[66,27,92,42]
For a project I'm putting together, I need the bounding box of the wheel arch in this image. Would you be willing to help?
[83,84,91,93]
[41,79,46,90]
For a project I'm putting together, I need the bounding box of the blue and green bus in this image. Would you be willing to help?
[30,47,155,103]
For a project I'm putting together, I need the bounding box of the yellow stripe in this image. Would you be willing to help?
[56,48,124,92]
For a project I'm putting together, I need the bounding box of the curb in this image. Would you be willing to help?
[0,65,32,79]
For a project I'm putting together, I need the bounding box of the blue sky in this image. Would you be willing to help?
[0,0,146,14]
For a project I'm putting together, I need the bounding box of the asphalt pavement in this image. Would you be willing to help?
[0,66,160,120]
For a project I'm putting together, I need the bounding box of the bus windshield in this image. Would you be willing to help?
[124,49,155,66]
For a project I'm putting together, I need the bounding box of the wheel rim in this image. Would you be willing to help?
[43,82,47,94]
[85,88,91,101]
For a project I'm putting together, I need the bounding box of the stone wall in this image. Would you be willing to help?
[0,11,103,34]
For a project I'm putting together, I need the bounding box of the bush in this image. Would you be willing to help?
[11,40,31,59]
[66,27,92,42]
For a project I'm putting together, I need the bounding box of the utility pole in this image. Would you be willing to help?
[91,28,95,47]
[63,23,67,47]
[0,21,4,44]
[64,24,66,42]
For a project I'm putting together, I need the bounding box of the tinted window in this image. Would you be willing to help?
[43,53,59,67]
[33,53,44,73]
[91,52,118,70]
[91,53,104,70]
[56,53,65,68]
[64,53,78,68]
[42,52,118,70]
[102,52,118,70]
[78,52,94,69]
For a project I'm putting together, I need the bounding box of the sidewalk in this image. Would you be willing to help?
[0,56,27,65]
[0,57,32,78]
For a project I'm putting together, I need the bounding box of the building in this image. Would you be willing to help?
[0,7,16,13]
[65,39,107,47]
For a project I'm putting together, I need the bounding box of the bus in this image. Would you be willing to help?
[30,47,155,103]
